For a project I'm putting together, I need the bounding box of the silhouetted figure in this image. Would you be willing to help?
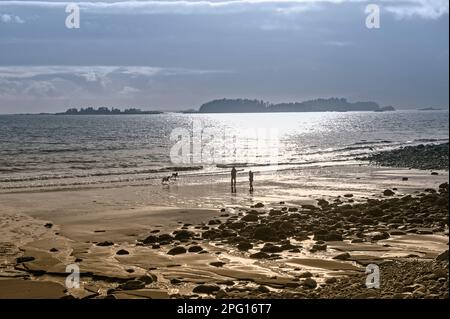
[249,170,254,192]
[231,166,237,192]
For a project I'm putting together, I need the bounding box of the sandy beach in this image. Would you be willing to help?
[0,162,448,299]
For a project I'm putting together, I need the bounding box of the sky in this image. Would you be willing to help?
[0,0,448,113]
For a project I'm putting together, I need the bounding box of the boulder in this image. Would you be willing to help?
[173,230,194,240]
[302,278,317,289]
[332,252,351,260]
[188,245,203,253]
[436,250,449,262]
[142,235,158,244]
[96,241,114,247]
[192,285,220,294]
[250,252,270,259]
[116,249,129,255]
[118,280,146,290]
[241,214,258,222]
[167,246,187,255]
[237,242,253,251]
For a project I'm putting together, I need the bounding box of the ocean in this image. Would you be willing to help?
[0,110,448,191]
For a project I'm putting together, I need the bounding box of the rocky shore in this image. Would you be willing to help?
[1,172,448,299]
[360,143,448,170]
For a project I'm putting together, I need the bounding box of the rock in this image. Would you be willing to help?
[250,252,270,259]
[208,219,222,225]
[333,252,351,260]
[383,189,395,196]
[96,241,114,247]
[16,256,35,263]
[215,290,228,299]
[118,280,146,290]
[137,275,156,284]
[158,234,174,242]
[49,248,59,252]
[298,272,313,278]
[314,231,343,241]
[317,199,329,207]
[325,277,337,284]
[142,235,158,244]
[170,278,182,284]
[167,246,187,255]
[367,231,390,241]
[210,261,226,267]
[431,172,439,175]
[192,284,220,294]
[241,214,258,222]
[436,250,448,262]
[402,177,409,181]
[261,244,283,253]
[116,249,129,255]
[237,242,253,251]
[439,182,448,192]
[44,223,53,228]
[344,194,353,198]
[302,278,317,289]
[174,230,195,240]
[253,226,277,241]
[312,243,327,251]
[188,245,203,252]
[257,285,270,293]
[254,203,265,208]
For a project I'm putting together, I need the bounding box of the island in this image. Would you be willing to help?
[57,107,163,115]
[418,107,443,111]
[197,98,395,113]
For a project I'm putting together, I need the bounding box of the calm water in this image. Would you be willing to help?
[0,110,448,190]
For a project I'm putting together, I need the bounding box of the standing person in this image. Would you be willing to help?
[231,166,237,192]
[249,170,254,192]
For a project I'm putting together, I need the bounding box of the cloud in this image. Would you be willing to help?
[385,0,449,19]
[0,13,25,23]
[0,65,226,99]
[0,1,447,20]
[324,40,353,47]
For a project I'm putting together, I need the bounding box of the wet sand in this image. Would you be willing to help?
[0,164,448,299]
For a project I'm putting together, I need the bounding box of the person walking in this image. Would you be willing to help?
[231,166,237,192]
[249,170,254,192]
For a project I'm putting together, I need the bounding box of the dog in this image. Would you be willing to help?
[171,172,178,179]
[161,176,171,184]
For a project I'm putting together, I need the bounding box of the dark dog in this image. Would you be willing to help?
[161,176,171,184]
[171,172,178,179]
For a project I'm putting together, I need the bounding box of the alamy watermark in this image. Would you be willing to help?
[65,263,80,288]
[169,120,280,169]
[365,4,380,29]
[365,264,380,289]
[65,3,80,29]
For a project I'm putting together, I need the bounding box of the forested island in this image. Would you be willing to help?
[197,98,395,113]
[58,107,163,115]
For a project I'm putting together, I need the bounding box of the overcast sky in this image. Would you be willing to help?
[0,0,448,113]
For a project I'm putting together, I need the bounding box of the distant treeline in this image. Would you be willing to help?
[197,98,395,113]
[58,107,163,115]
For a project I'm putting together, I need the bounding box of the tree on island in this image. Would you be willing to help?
[58,107,162,115]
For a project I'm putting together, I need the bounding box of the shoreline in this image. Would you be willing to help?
[0,163,448,299]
